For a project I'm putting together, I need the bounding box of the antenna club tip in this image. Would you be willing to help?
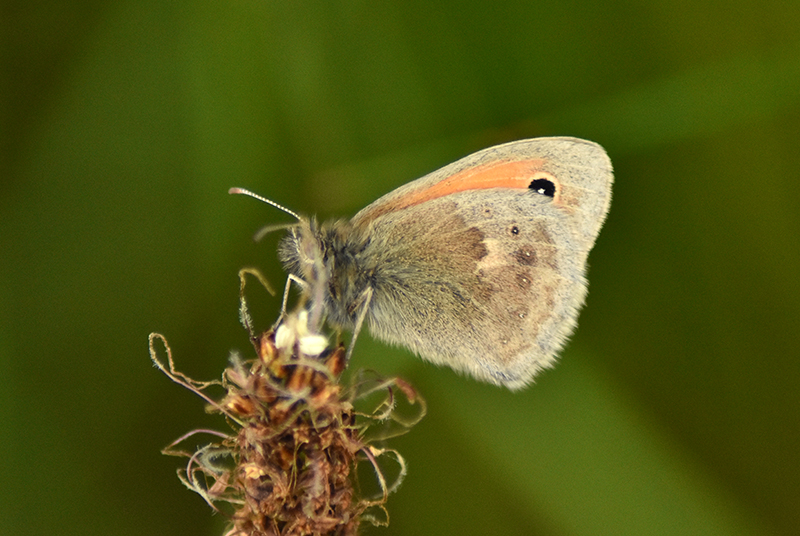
[229,187,246,195]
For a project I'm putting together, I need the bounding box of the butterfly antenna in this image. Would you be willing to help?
[228,187,301,221]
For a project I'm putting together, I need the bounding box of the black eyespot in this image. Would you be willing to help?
[510,225,520,236]
[530,178,556,197]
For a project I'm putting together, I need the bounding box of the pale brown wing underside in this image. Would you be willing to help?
[350,137,612,388]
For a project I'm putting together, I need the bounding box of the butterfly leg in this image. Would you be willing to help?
[346,286,374,362]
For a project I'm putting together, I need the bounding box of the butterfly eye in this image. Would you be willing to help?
[529,178,556,197]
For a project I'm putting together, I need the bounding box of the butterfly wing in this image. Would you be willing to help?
[351,137,612,388]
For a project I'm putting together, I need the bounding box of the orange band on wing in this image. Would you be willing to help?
[362,159,546,223]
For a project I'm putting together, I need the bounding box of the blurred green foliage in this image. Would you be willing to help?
[2,1,798,535]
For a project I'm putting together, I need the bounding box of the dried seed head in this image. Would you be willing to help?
[150,269,425,536]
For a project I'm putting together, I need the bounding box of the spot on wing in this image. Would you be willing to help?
[514,269,532,290]
[514,245,538,266]
[530,178,556,197]
[524,223,559,270]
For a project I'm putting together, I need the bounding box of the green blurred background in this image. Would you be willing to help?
[2,1,799,535]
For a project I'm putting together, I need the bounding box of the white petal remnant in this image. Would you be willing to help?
[299,334,329,356]
[274,323,295,351]
[276,309,327,354]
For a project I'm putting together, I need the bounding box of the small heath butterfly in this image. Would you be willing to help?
[232,137,612,389]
